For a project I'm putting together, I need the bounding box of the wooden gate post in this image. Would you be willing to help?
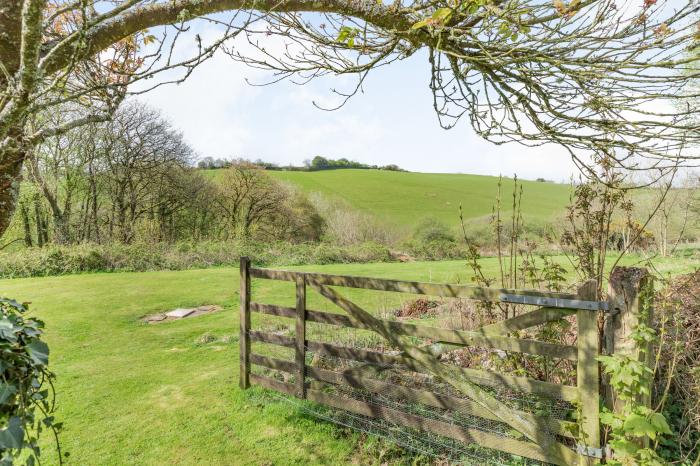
[240,257,251,389]
[605,266,653,413]
[576,280,600,465]
[295,273,307,399]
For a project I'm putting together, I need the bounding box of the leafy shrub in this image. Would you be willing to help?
[400,238,467,261]
[412,217,455,244]
[457,216,553,251]
[0,298,59,465]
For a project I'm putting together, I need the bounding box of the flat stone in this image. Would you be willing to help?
[145,313,167,322]
[196,305,218,312]
[143,304,223,324]
[165,308,195,318]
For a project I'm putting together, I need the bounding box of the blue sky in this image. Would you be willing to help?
[135,22,579,181]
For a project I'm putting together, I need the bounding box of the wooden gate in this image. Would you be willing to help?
[239,258,608,465]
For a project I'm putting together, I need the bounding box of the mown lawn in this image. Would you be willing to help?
[1,256,696,465]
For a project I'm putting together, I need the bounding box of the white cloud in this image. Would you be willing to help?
[279,114,386,159]
[129,23,581,180]
[137,52,258,157]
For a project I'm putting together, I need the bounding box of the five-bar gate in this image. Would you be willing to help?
[239,257,608,465]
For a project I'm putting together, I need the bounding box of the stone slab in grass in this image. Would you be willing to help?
[166,308,195,318]
[143,305,222,324]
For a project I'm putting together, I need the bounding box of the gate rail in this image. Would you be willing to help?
[239,257,608,465]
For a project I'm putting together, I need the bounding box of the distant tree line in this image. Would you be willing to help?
[12,103,324,247]
[196,155,404,172]
[304,156,404,172]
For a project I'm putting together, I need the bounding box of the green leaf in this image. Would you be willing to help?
[27,340,49,366]
[623,413,658,439]
[431,7,452,21]
[336,26,359,47]
[411,19,431,30]
[609,437,640,456]
[0,298,26,313]
[143,34,158,45]
[648,412,672,435]
[337,29,349,43]
[0,319,13,330]
[0,383,16,405]
[0,416,24,450]
[599,410,623,429]
[412,7,452,30]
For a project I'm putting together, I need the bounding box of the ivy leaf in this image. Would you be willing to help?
[0,416,25,450]
[0,298,26,313]
[0,319,16,342]
[26,340,49,366]
[0,319,14,332]
[0,383,16,405]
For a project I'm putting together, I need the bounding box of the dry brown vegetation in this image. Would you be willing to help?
[656,271,700,458]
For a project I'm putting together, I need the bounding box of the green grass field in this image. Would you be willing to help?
[271,170,572,228]
[1,255,695,465]
[206,169,572,230]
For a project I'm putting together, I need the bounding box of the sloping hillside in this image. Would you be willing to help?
[267,169,571,229]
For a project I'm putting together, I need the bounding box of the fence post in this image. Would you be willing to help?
[576,279,600,465]
[239,257,251,389]
[295,273,307,399]
[605,267,653,414]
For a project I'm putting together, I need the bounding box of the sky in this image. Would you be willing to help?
[134,22,580,182]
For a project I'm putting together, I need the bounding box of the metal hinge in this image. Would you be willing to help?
[576,444,607,459]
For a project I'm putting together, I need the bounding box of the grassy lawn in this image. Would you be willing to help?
[2,268,367,466]
[1,256,696,465]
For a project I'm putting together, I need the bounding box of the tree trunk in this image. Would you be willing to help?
[33,196,45,247]
[89,164,100,243]
[53,212,70,244]
[20,201,33,247]
[0,142,27,239]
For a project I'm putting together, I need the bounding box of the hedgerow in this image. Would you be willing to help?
[0,241,398,279]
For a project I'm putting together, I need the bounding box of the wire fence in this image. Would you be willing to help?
[249,343,578,466]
